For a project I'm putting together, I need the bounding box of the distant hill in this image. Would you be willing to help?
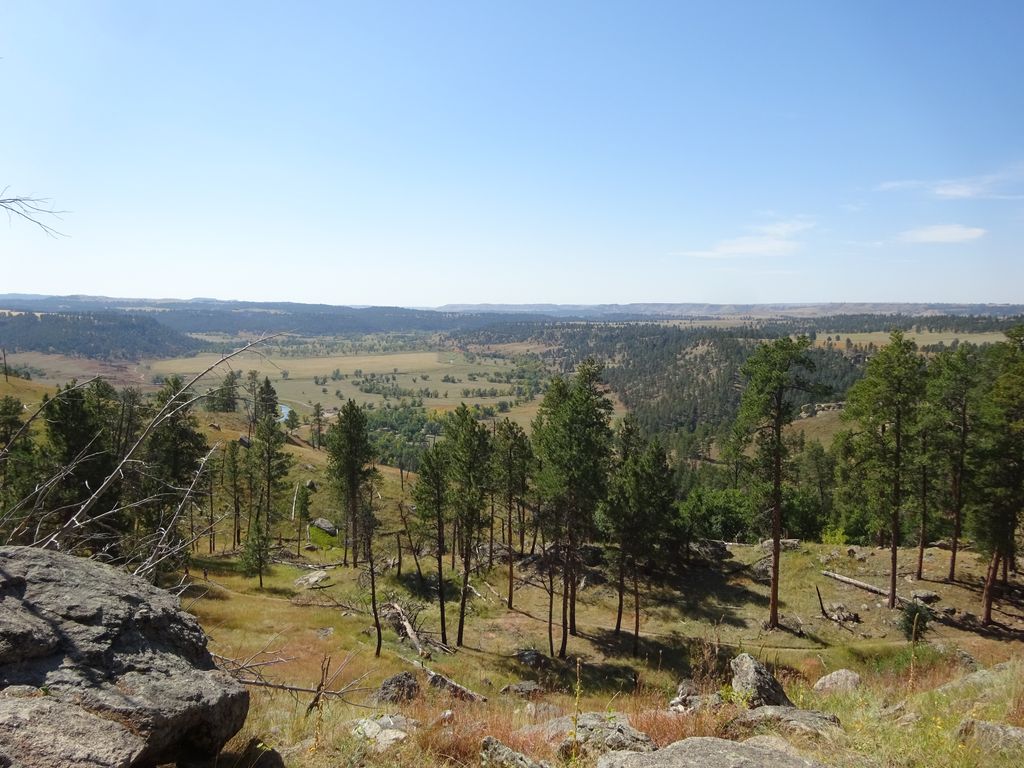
[435,301,1024,318]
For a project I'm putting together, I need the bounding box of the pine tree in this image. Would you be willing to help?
[412,443,451,646]
[326,400,374,566]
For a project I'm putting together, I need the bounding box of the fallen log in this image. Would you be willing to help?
[820,570,911,606]
[381,602,429,657]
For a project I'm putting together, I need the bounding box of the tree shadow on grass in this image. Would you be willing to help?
[658,564,770,628]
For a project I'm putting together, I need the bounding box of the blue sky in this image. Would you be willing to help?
[2,1,1022,306]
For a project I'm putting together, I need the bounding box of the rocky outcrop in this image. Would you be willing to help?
[501,680,545,699]
[812,669,861,694]
[730,653,793,708]
[0,546,248,768]
[730,706,841,737]
[309,517,337,537]
[375,671,421,703]
[668,680,724,713]
[481,737,551,768]
[596,736,830,768]
[523,712,655,759]
[350,714,419,753]
[956,719,1024,751]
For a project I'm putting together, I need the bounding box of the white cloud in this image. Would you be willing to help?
[877,166,1024,200]
[897,224,986,243]
[680,216,814,259]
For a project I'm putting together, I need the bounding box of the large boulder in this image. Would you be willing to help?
[730,653,793,708]
[523,712,655,759]
[956,719,1024,751]
[812,669,861,694]
[375,671,420,704]
[729,706,841,737]
[596,736,830,768]
[350,714,418,753]
[481,736,552,768]
[0,546,248,768]
[668,680,724,714]
[309,517,338,537]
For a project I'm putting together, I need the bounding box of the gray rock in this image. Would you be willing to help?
[501,680,545,699]
[309,517,337,537]
[911,590,940,604]
[596,736,830,768]
[351,716,414,753]
[812,669,861,693]
[743,735,806,758]
[523,712,655,759]
[481,736,551,768]
[730,706,841,737]
[294,569,330,588]
[730,653,793,708]
[760,539,801,552]
[0,546,248,768]
[935,661,1014,696]
[668,680,725,713]
[375,671,420,703]
[514,648,552,670]
[956,719,1024,751]
[749,557,772,584]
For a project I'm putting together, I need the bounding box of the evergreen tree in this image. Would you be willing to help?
[326,399,375,566]
[736,336,816,629]
[412,443,451,646]
[445,403,493,647]
[491,418,533,608]
[532,360,612,657]
[311,402,325,449]
[843,330,925,609]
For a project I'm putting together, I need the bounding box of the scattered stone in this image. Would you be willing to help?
[595,736,829,768]
[427,669,487,702]
[941,605,957,615]
[730,706,841,737]
[481,736,552,768]
[730,653,793,708]
[935,662,1014,696]
[309,517,337,537]
[911,590,940,604]
[957,719,1024,751]
[350,714,418,753]
[294,569,330,588]
[0,546,248,768]
[375,671,420,704]
[316,626,335,639]
[749,557,772,584]
[760,538,801,552]
[847,547,859,558]
[690,539,732,561]
[812,669,861,694]
[523,712,655,759]
[514,648,552,670]
[305,479,318,491]
[501,680,545,699]
[668,680,725,713]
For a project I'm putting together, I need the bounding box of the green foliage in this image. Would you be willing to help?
[898,601,933,641]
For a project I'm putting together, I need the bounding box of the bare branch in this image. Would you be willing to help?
[0,187,67,237]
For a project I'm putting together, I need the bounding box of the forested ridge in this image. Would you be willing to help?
[0,311,203,359]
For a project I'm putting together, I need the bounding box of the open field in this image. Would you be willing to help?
[814,330,1009,350]
[149,349,533,416]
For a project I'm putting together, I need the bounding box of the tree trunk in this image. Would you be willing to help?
[436,510,448,646]
[632,560,641,657]
[614,548,625,634]
[369,550,382,658]
[768,416,783,629]
[949,405,967,581]
[982,550,1000,626]
[457,537,472,647]
[916,457,928,581]
[569,554,578,637]
[547,562,555,657]
[558,560,569,659]
[396,533,402,578]
[890,412,903,610]
[488,494,495,570]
